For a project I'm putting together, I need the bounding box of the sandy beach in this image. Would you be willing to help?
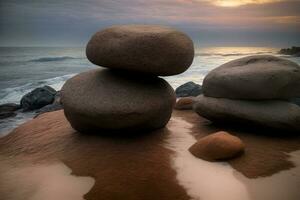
[0,109,299,200]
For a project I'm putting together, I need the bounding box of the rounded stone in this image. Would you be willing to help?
[193,95,300,131]
[203,55,300,99]
[61,69,176,133]
[189,131,245,161]
[175,81,202,97]
[174,97,197,110]
[86,25,194,76]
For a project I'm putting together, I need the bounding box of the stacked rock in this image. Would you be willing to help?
[193,55,300,131]
[61,25,194,133]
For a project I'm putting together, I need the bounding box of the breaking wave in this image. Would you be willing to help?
[30,56,80,62]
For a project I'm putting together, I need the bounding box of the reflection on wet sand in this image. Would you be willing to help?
[0,160,95,200]
[237,150,300,200]
[166,116,300,200]
[166,117,250,200]
[0,110,299,200]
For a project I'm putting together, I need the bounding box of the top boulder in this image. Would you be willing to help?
[86,25,194,76]
[203,55,300,100]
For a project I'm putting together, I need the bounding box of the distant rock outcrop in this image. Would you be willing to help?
[279,46,300,57]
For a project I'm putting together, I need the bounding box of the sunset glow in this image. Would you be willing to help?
[209,0,283,7]
[0,0,299,46]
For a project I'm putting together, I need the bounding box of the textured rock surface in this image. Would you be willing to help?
[86,25,194,76]
[0,103,20,119]
[20,86,56,111]
[189,131,245,161]
[193,95,300,131]
[0,103,20,112]
[175,81,202,97]
[35,103,63,118]
[203,55,300,99]
[174,97,197,110]
[61,69,176,132]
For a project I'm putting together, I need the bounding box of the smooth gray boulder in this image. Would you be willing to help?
[86,25,194,76]
[61,69,176,133]
[203,55,300,99]
[193,95,300,131]
[20,86,57,111]
[175,81,202,97]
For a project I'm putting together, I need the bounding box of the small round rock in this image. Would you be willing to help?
[174,97,197,110]
[61,69,176,133]
[86,25,194,76]
[189,131,245,161]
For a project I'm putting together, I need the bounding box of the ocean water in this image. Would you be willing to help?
[0,46,299,136]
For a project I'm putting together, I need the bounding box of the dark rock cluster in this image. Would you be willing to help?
[279,46,300,57]
[0,86,62,120]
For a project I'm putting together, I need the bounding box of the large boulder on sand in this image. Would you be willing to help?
[86,25,194,76]
[203,55,300,99]
[193,95,300,131]
[20,86,57,111]
[175,81,202,97]
[189,131,245,161]
[61,69,176,133]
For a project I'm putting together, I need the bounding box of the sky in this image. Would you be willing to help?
[0,0,299,47]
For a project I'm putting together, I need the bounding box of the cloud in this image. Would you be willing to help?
[0,0,299,46]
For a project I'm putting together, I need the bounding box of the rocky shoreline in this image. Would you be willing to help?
[0,85,62,120]
[279,46,300,57]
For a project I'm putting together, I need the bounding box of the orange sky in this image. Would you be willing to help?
[206,0,283,7]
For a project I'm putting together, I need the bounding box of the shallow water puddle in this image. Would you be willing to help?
[166,117,250,200]
[166,117,300,200]
[238,150,300,200]
[0,160,95,200]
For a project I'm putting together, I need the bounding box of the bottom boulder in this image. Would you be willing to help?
[189,131,245,161]
[193,95,300,132]
[61,69,176,133]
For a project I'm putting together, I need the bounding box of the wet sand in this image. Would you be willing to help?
[0,159,95,200]
[0,110,190,200]
[0,109,299,199]
[180,110,300,178]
